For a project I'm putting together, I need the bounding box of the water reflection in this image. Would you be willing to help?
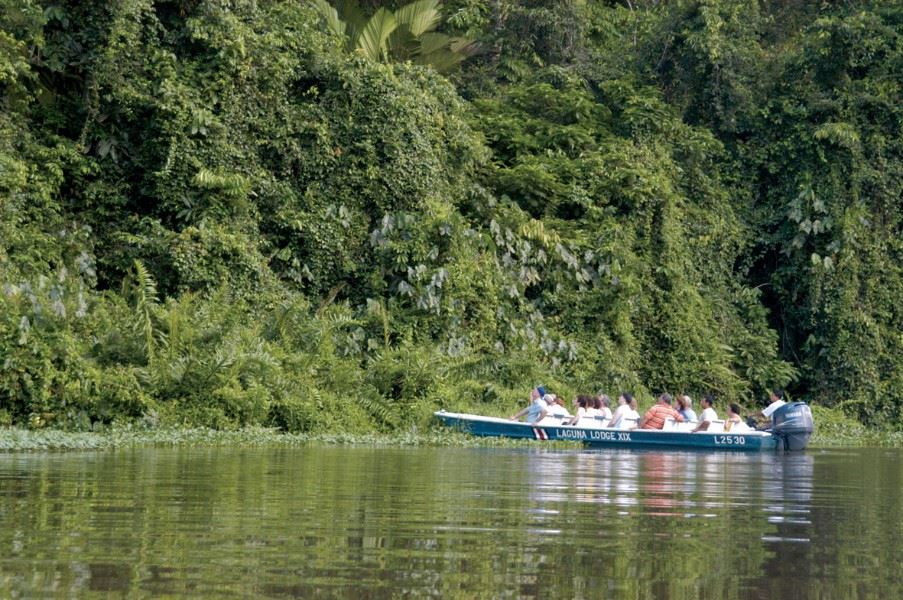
[639,452,685,516]
[761,453,814,542]
[521,448,814,524]
[0,447,899,599]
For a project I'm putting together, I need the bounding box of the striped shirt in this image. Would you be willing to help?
[641,404,684,429]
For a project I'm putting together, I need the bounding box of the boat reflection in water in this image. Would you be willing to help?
[519,448,814,542]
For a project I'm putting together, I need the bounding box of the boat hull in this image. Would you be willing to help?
[434,411,782,451]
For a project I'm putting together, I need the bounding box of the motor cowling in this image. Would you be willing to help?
[771,402,814,451]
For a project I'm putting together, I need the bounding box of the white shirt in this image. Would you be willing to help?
[560,406,583,426]
[609,404,629,427]
[700,407,718,423]
[726,420,753,433]
[548,404,570,417]
[612,408,640,430]
[762,399,787,418]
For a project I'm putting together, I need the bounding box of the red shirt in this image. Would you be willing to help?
[641,404,684,429]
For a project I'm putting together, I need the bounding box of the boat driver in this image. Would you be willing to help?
[751,389,787,429]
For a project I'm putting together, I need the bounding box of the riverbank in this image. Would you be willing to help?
[807,405,903,447]
[2,405,900,452]
[0,425,585,452]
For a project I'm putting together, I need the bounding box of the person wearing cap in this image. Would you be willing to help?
[509,386,549,424]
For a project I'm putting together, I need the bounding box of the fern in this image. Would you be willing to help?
[122,260,160,362]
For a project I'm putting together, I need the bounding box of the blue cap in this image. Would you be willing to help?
[537,385,546,397]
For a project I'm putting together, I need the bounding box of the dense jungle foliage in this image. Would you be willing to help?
[1,0,901,432]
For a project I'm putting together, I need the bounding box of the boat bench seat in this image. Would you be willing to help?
[594,415,612,427]
[707,419,726,433]
[537,415,570,426]
[664,418,699,432]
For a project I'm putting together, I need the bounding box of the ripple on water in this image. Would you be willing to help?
[0,446,900,598]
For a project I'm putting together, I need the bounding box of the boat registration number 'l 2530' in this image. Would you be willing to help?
[714,435,746,445]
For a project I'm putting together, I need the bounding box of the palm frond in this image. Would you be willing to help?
[356,8,397,61]
[416,33,475,72]
[448,36,477,55]
[310,0,347,38]
[336,0,367,45]
[387,26,417,61]
[417,31,451,55]
[394,0,441,37]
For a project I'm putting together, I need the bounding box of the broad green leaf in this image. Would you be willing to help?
[387,26,417,61]
[417,33,474,72]
[418,31,450,55]
[335,0,367,47]
[356,8,397,61]
[448,36,476,55]
[394,0,441,37]
[310,0,346,38]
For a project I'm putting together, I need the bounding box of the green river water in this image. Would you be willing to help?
[0,446,900,598]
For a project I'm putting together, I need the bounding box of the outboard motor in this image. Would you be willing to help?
[771,402,814,451]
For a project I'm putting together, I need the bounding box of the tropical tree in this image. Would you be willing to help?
[310,0,474,71]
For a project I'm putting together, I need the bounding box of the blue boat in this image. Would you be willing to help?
[434,402,814,451]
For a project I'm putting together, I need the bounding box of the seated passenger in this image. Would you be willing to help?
[677,395,697,422]
[692,394,719,432]
[608,392,633,429]
[724,403,752,432]
[639,393,684,430]
[509,386,548,424]
[597,394,613,422]
[620,395,641,429]
[581,395,599,419]
[547,395,571,419]
[566,395,591,426]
